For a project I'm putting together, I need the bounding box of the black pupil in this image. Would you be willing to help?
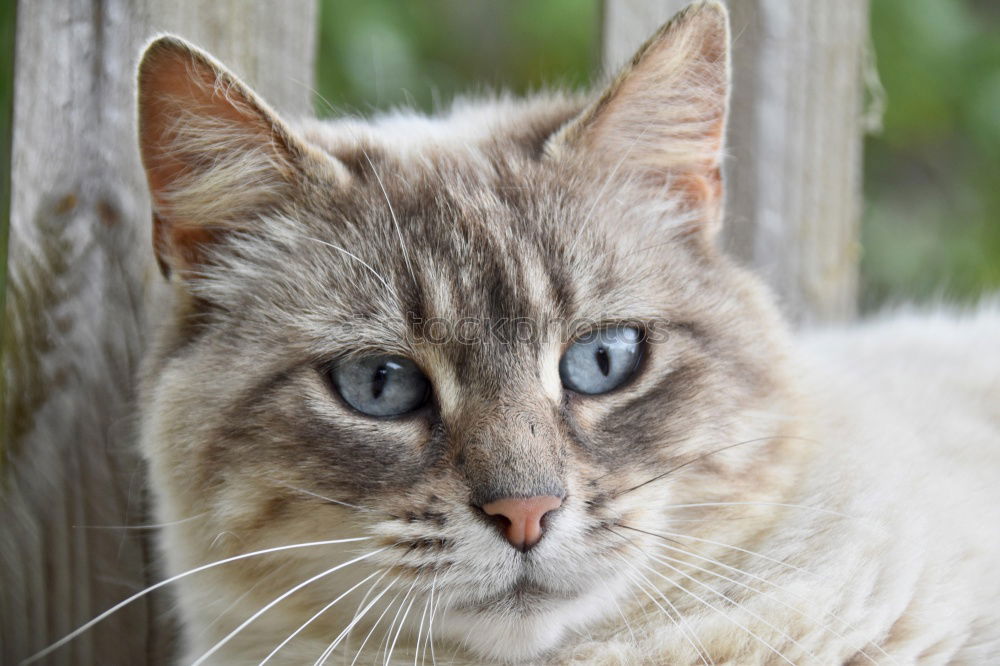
[371,366,388,399]
[595,346,611,376]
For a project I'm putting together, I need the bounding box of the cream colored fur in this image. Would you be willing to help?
[147,303,1000,665]
[130,3,1000,665]
[548,304,1000,664]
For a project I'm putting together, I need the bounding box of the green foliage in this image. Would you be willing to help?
[314,0,600,114]
[863,0,1000,308]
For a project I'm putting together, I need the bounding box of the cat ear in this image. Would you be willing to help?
[137,36,330,276]
[547,2,730,233]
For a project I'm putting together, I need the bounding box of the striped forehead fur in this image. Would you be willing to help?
[184,123,703,353]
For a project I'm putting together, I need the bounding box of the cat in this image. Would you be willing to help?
[108,1,1000,664]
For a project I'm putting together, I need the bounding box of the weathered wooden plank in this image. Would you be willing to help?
[0,2,316,663]
[604,0,867,323]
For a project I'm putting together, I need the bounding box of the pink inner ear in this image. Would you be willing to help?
[151,212,221,278]
[138,42,265,214]
[674,170,725,238]
[547,2,730,209]
[137,38,298,276]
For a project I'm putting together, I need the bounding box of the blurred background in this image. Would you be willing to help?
[1,0,998,311]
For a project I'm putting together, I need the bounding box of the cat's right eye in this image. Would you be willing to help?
[327,355,430,417]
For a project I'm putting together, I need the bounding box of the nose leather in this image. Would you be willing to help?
[481,495,563,551]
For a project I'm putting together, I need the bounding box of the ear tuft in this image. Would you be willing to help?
[137,35,302,275]
[548,1,730,229]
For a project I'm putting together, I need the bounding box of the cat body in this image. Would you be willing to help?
[132,3,1000,664]
[562,309,1000,664]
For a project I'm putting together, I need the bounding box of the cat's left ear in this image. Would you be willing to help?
[546,1,730,236]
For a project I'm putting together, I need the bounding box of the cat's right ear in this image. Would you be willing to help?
[137,36,345,277]
[545,1,730,237]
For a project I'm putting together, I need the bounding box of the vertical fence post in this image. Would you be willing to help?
[604,0,868,324]
[1,2,316,663]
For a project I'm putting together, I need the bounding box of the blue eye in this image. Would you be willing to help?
[330,355,429,417]
[559,326,643,395]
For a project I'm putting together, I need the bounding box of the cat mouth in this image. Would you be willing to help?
[459,576,578,613]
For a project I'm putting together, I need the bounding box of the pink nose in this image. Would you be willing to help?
[481,495,563,551]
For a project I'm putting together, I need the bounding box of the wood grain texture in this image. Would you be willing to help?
[0,2,316,664]
[604,0,867,324]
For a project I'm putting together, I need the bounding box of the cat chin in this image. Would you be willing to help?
[435,581,621,662]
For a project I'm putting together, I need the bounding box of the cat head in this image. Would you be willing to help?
[138,2,803,662]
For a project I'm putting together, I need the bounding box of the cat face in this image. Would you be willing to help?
[138,4,803,662]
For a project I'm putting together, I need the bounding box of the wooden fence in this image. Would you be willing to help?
[0,1,867,663]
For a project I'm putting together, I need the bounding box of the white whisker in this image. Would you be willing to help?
[413,578,433,666]
[664,501,856,520]
[649,548,879,665]
[270,480,373,513]
[597,576,638,647]
[624,525,821,579]
[427,571,449,666]
[434,589,462,666]
[22,536,373,665]
[659,567,794,665]
[569,123,654,255]
[259,569,384,665]
[648,542,891,664]
[346,577,406,666]
[421,569,441,666]
[317,573,401,665]
[611,528,798,665]
[362,149,417,287]
[340,570,395,662]
[650,555,811,664]
[386,579,421,666]
[377,576,418,665]
[192,546,388,665]
[296,233,400,300]
[72,513,209,530]
[617,437,819,496]
[204,568,282,643]
[374,590,409,665]
[614,553,712,666]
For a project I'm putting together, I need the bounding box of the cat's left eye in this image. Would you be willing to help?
[328,355,430,417]
[560,326,643,395]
